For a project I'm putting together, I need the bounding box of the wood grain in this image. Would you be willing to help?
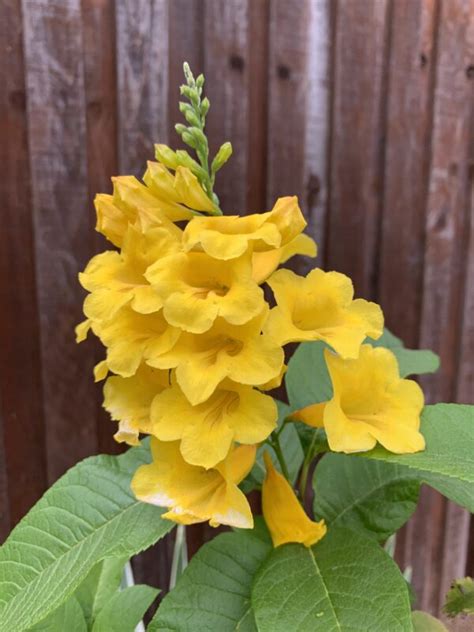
[327,0,390,299]
[22,0,99,482]
[115,0,169,175]
[379,0,439,347]
[0,0,47,529]
[81,0,121,455]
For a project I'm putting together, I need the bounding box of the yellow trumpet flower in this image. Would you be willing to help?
[292,345,425,454]
[262,452,326,548]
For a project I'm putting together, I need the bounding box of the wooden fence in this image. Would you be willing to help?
[1,0,473,620]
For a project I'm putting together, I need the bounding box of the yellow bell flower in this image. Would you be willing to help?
[94,307,181,377]
[145,250,264,333]
[262,452,326,547]
[252,233,317,285]
[265,268,383,358]
[150,379,277,469]
[143,162,218,215]
[103,364,170,446]
[148,311,284,405]
[131,439,256,529]
[292,345,425,454]
[79,225,179,323]
[182,196,306,260]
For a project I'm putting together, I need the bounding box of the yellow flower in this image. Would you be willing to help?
[150,379,277,468]
[94,307,180,377]
[262,452,326,547]
[292,345,425,454]
[182,196,306,260]
[148,311,284,405]
[131,439,256,528]
[143,161,218,215]
[79,225,179,323]
[265,268,383,357]
[145,250,264,333]
[95,164,213,247]
[252,233,317,284]
[103,364,170,446]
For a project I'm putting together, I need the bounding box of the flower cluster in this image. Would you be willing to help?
[77,150,426,541]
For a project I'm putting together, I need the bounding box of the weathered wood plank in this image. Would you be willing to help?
[416,0,474,614]
[81,0,121,455]
[203,0,250,213]
[327,0,390,298]
[0,0,48,527]
[378,0,438,347]
[22,0,99,482]
[115,0,169,175]
[168,0,204,146]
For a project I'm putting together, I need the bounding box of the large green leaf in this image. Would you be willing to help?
[74,557,128,627]
[242,401,303,492]
[363,404,474,512]
[92,585,159,632]
[313,453,420,541]
[149,525,272,632]
[286,330,440,410]
[251,528,412,631]
[0,444,174,632]
[27,597,87,632]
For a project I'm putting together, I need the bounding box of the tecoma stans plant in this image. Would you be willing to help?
[0,63,472,632]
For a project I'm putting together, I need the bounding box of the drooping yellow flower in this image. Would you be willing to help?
[252,233,317,284]
[265,268,383,357]
[131,439,256,528]
[103,364,170,445]
[79,225,179,323]
[93,307,181,377]
[145,250,264,333]
[143,161,218,215]
[262,452,326,548]
[182,196,306,260]
[292,345,425,454]
[150,379,277,468]
[148,311,284,405]
[95,164,213,247]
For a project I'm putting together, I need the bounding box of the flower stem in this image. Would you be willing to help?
[169,524,188,590]
[271,433,291,482]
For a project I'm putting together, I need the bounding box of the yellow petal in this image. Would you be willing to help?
[265,268,384,357]
[173,166,217,213]
[290,402,326,428]
[262,452,326,548]
[251,233,317,285]
[323,346,425,454]
[131,439,254,529]
[75,319,92,343]
[94,360,109,382]
[151,381,276,469]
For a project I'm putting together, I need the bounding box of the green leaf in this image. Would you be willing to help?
[149,525,272,632]
[0,443,174,632]
[252,527,412,631]
[241,401,303,491]
[73,557,128,626]
[313,453,420,541]
[27,597,87,632]
[92,585,159,632]
[443,577,474,617]
[363,404,474,512]
[286,330,439,411]
[412,611,448,631]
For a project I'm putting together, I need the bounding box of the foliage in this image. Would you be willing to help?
[443,577,474,617]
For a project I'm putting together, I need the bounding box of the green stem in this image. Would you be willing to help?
[271,434,291,482]
[299,433,321,500]
[169,524,187,590]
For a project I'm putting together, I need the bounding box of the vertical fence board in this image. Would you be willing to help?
[379,0,438,347]
[415,0,474,613]
[327,0,390,299]
[116,0,169,176]
[81,0,121,455]
[168,0,204,146]
[203,0,250,213]
[0,0,47,529]
[457,196,474,404]
[23,0,99,482]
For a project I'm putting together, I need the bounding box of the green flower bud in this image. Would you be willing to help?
[211,142,233,174]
